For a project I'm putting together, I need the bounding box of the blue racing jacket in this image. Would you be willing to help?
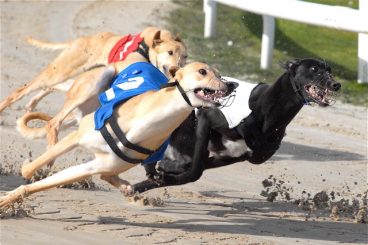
[94,62,170,164]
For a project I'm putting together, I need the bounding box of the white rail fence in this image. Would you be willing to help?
[203,0,368,83]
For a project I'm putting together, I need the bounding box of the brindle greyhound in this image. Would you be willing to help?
[130,58,342,193]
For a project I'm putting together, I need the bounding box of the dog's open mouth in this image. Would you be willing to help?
[304,84,337,106]
[194,88,227,104]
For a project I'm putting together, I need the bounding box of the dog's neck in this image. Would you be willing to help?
[252,72,304,135]
[114,53,148,73]
[115,85,193,156]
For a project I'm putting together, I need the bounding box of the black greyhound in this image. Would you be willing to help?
[131,58,341,193]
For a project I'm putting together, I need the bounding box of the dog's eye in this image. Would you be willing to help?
[198,69,207,76]
[183,55,188,59]
[168,50,173,55]
[311,66,319,73]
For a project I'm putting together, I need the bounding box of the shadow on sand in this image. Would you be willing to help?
[272,141,365,162]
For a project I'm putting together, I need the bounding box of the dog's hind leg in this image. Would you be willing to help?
[45,66,115,149]
[0,81,42,113]
[21,130,80,179]
[0,39,91,113]
[1,155,135,209]
[1,158,105,209]
[25,78,76,112]
[25,88,55,112]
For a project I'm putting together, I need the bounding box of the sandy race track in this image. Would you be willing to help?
[0,1,367,244]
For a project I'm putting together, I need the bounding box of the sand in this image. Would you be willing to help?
[0,1,367,244]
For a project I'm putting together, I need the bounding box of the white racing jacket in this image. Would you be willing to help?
[220,76,258,128]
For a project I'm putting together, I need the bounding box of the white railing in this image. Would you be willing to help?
[204,0,368,83]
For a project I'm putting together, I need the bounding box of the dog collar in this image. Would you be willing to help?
[136,40,150,62]
[160,81,193,107]
[289,76,311,105]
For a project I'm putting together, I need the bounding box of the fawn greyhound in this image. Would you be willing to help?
[2,27,187,153]
[0,61,233,211]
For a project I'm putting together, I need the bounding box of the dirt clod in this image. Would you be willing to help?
[262,179,273,188]
[260,176,367,222]
[266,192,278,202]
[313,191,329,208]
[128,194,165,207]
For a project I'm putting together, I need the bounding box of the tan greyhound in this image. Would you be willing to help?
[9,27,187,154]
[0,62,231,211]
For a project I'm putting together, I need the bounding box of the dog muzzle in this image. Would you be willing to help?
[160,80,234,108]
[303,83,339,106]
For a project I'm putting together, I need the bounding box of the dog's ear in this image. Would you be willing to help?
[174,34,182,42]
[281,59,301,74]
[144,29,164,48]
[169,66,180,78]
[152,31,164,48]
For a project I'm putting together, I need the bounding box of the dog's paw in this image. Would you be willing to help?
[120,185,134,197]
[0,185,28,211]
[0,187,34,219]
[25,102,36,112]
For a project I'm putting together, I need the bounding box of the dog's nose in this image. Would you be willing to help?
[226,81,239,94]
[331,82,341,91]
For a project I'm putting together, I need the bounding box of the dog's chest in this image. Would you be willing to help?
[209,136,249,158]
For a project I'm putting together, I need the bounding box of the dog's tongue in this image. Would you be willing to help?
[197,90,205,97]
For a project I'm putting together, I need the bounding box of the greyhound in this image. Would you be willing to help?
[130,58,342,193]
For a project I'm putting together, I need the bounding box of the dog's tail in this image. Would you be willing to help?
[16,112,52,139]
[26,37,71,50]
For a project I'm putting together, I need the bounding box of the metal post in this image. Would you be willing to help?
[204,0,217,38]
[358,0,368,83]
[260,15,275,69]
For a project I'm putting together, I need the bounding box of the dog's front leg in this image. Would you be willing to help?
[131,111,212,193]
[100,175,132,196]
[161,109,211,184]
[45,66,115,156]
[130,179,164,194]
[143,162,160,179]
[130,160,191,194]
[204,150,253,169]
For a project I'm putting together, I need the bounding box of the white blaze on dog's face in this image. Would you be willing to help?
[148,31,188,78]
[172,62,228,108]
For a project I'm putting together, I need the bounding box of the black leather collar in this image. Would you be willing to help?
[289,75,310,105]
[136,40,150,61]
[160,80,193,107]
